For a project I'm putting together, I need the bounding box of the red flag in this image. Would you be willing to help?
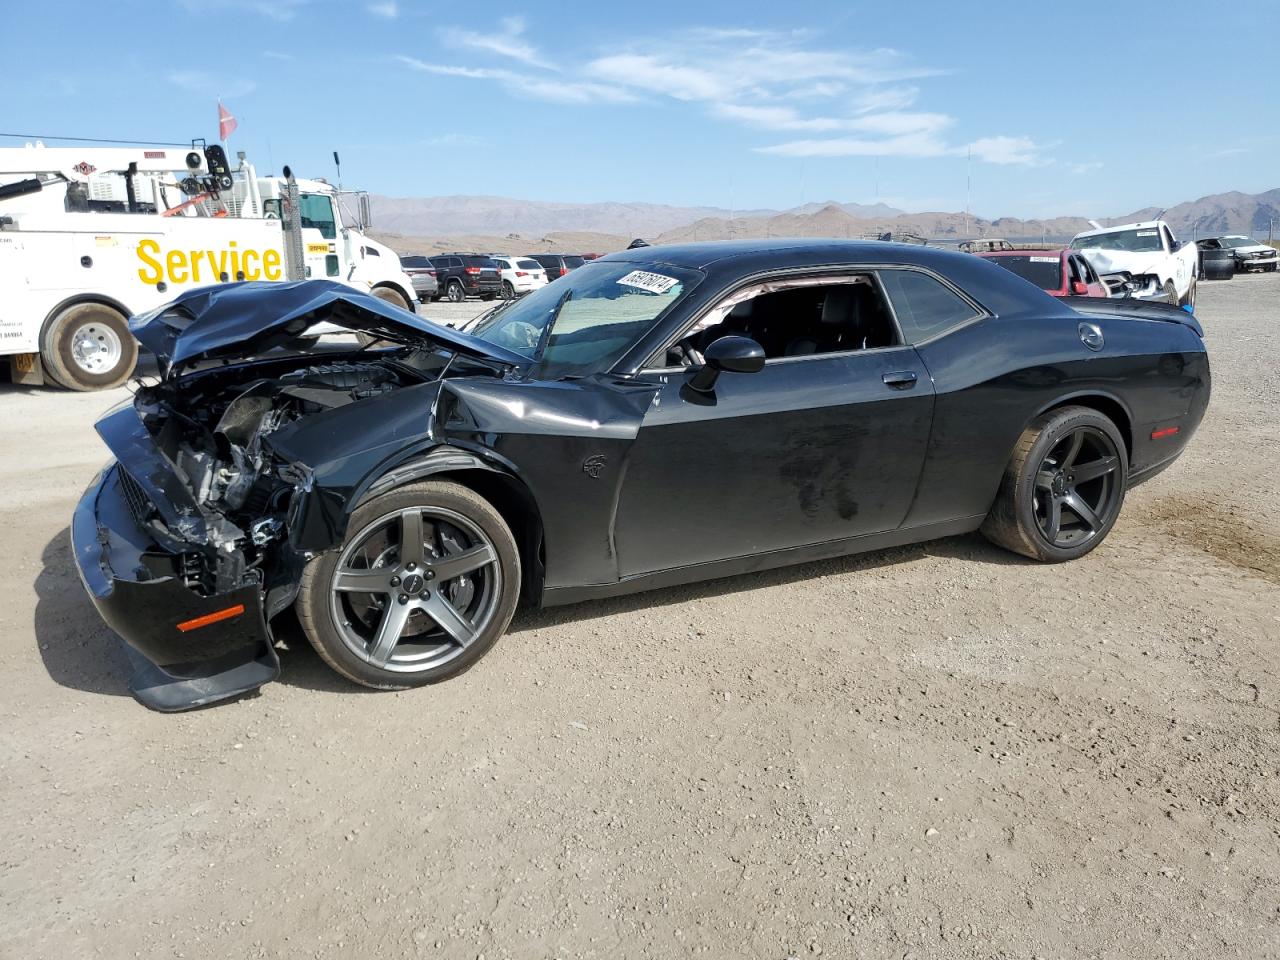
[218,102,237,140]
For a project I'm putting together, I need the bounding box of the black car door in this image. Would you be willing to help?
[613,306,935,578]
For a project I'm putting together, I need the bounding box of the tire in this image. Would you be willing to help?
[1180,276,1196,308]
[501,281,515,300]
[41,302,137,391]
[1163,280,1178,305]
[371,286,410,312]
[447,281,465,303]
[981,406,1128,563]
[296,480,521,690]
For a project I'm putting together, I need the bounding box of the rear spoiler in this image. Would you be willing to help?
[1064,296,1203,338]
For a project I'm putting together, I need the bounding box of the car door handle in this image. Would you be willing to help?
[882,371,918,389]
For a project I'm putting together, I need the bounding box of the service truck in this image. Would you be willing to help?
[0,140,417,389]
[1068,220,1199,308]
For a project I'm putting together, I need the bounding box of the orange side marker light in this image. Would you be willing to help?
[176,604,246,633]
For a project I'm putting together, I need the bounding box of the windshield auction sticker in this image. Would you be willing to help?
[1030,256,1058,263]
[617,270,680,294]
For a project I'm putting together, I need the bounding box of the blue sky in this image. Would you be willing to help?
[4,1,1274,219]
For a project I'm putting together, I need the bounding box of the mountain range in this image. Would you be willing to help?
[368,189,1280,254]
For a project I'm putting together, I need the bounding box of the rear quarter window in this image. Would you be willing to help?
[517,259,542,270]
[878,269,982,343]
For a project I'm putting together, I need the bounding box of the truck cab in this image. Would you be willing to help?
[0,141,417,389]
[1068,220,1199,307]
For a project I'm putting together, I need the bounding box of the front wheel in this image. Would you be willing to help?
[1163,280,1179,305]
[296,480,521,689]
[1180,277,1196,308]
[981,406,1127,562]
[41,302,138,390]
[371,286,410,312]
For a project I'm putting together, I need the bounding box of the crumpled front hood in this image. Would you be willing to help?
[130,279,528,376]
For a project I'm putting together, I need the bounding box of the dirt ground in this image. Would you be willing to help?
[1,276,1277,960]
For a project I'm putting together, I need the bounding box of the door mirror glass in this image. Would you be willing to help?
[688,335,764,393]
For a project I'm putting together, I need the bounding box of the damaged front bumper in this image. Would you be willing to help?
[71,458,279,713]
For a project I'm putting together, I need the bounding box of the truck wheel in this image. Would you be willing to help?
[1180,277,1197,308]
[1163,280,1178,305]
[447,282,465,303]
[41,303,137,391]
[371,286,410,312]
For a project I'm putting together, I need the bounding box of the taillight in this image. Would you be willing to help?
[427,269,437,277]
[465,266,481,275]
[515,271,527,277]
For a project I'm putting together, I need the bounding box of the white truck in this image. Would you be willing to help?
[0,140,417,389]
[1068,220,1199,308]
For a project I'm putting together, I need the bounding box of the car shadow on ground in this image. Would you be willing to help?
[33,524,1029,703]
[33,527,133,699]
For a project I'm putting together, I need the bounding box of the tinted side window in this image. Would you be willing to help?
[878,270,980,343]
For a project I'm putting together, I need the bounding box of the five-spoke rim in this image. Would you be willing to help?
[329,506,501,673]
[1033,426,1122,548]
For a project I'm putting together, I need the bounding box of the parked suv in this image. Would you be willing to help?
[525,253,586,282]
[428,254,503,302]
[489,255,548,299]
[398,255,440,303]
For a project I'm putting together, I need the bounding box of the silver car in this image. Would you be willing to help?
[399,255,441,302]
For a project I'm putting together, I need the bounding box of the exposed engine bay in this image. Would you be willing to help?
[133,356,433,592]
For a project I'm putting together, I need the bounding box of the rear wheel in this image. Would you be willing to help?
[981,406,1127,562]
[41,302,137,391]
[447,281,465,303]
[1180,277,1197,308]
[296,480,521,689]
[501,281,515,300]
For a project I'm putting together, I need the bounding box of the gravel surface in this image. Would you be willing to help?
[1,278,1277,959]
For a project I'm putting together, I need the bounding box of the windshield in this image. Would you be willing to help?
[468,260,702,377]
[1070,229,1163,253]
[1221,236,1256,248]
[984,254,1063,291]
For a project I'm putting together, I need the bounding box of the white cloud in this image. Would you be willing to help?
[966,136,1044,166]
[398,24,1048,168]
[262,50,294,61]
[367,1,397,18]
[1069,161,1104,175]
[441,16,554,69]
[395,56,632,104]
[169,71,256,98]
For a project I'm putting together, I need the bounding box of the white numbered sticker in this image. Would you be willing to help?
[617,270,679,294]
[1136,230,1157,236]
[1029,256,1058,263]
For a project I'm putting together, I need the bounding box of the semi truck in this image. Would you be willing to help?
[0,140,416,389]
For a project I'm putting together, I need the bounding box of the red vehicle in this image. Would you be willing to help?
[975,249,1109,299]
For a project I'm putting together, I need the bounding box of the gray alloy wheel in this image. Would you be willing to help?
[447,281,465,303]
[501,281,515,300]
[296,480,520,689]
[981,406,1127,562]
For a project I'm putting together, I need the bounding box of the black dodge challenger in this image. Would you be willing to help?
[72,240,1210,710]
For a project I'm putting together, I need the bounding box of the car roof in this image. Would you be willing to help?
[595,238,983,274]
[1073,220,1163,240]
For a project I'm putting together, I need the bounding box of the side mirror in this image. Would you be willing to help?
[687,335,765,393]
[1071,280,1089,295]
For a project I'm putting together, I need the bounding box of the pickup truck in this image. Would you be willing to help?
[1068,220,1199,307]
